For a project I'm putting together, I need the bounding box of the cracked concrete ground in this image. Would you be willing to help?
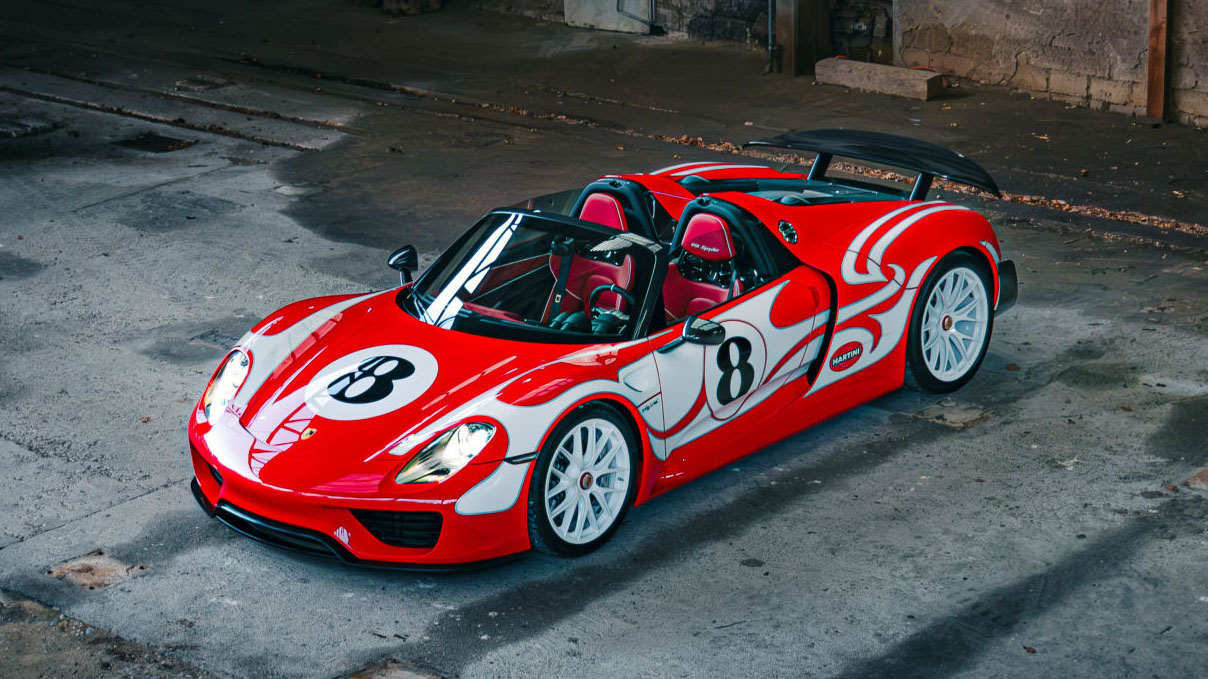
[1,2,1207,678]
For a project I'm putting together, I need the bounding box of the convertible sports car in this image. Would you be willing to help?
[189,129,1017,568]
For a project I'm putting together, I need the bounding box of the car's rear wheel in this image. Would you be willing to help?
[527,403,638,557]
[905,250,994,393]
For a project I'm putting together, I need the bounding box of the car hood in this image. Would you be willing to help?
[220,289,582,494]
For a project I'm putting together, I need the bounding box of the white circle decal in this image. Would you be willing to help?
[304,344,438,421]
[703,320,767,420]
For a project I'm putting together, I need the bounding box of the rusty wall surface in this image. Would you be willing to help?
[895,0,1208,128]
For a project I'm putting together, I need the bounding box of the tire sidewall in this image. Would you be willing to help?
[526,402,640,557]
[905,250,995,393]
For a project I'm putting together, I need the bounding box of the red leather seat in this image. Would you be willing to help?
[663,213,742,322]
[576,193,629,231]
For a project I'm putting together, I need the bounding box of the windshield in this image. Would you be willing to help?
[403,211,662,343]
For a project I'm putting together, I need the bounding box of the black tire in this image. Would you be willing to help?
[527,403,640,557]
[904,250,995,393]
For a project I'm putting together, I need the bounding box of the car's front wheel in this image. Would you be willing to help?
[527,403,638,557]
[905,250,994,393]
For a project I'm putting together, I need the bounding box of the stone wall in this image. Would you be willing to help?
[895,0,1208,128]
[657,0,768,44]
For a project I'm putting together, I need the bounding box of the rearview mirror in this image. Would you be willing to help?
[657,316,725,353]
[387,245,418,284]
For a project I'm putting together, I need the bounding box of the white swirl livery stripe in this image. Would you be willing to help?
[841,201,942,285]
[668,164,769,177]
[232,291,382,410]
[867,205,969,264]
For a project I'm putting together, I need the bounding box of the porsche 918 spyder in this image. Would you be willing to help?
[189,129,1017,568]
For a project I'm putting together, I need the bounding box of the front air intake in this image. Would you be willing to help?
[350,509,443,549]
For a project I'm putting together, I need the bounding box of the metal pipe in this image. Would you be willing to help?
[765,0,778,73]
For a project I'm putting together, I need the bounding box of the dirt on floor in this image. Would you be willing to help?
[1,590,216,679]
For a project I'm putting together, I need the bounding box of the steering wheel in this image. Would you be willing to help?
[587,284,636,311]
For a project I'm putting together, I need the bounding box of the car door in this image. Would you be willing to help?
[649,265,830,478]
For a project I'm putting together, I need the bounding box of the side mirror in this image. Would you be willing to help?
[387,245,418,284]
[657,316,725,353]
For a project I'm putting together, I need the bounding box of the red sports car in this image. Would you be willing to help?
[189,129,1016,568]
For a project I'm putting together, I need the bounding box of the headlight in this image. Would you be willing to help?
[394,422,496,484]
[202,350,250,421]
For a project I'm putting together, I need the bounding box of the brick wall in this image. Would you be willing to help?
[895,0,1208,128]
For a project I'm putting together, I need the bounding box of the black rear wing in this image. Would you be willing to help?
[744,129,1000,200]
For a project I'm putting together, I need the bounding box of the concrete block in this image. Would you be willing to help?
[1010,64,1049,92]
[1177,112,1208,129]
[1049,71,1090,98]
[900,48,930,68]
[1089,77,1134,105]
[1049,92,1087,107]
[929,52,975,78]
[1173,89,1208,118]
[1171,66,1200,92]
[1110,61,1146,83]
[814,57,944,100]
[1109,102,1144,117]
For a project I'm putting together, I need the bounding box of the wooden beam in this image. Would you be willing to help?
[775,0,797,76]
[1146,0,1168,119]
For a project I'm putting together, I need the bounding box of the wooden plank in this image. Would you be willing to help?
[775,0,797,76]
[814,57,944,101]
[1147,0,1168,119]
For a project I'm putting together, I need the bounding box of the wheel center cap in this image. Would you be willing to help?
[941,315,954,331]
[579,472,594,490]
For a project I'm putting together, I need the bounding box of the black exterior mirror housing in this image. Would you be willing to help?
[387,245,419,283]
[682,316,725,345]
[658,315,725,353]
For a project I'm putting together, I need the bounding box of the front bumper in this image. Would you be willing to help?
[189,428,533,569]
[995,259,1018,316]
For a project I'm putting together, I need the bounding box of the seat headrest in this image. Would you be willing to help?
[680,213,735,262]
[578,193,628,231]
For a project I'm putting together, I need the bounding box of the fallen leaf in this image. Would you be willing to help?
[1121,405,1133,411]
[1005,363,1022,372]
[1024,646,1037,654]
[139,416,152,423]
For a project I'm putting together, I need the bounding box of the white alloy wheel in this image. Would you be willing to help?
[919,266,990,382]
[542,417,632,545]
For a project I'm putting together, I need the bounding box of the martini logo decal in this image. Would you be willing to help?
[305,345,438,420]
[829,342,863,372]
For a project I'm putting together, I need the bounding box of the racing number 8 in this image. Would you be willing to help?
[327,356,415,404]
[716,337,755,405]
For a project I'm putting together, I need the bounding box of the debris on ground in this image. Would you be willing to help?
[1183,468,1208,491]
[46,549,149,590]
[914,399,989,429]
[345,658,450,679]
[0,590,217,679]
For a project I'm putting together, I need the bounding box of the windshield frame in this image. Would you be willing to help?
[402,209,667,344]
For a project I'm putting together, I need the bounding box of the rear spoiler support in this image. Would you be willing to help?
[745,129,1000,200]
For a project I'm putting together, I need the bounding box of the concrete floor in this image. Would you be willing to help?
[1,2,1207,678]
